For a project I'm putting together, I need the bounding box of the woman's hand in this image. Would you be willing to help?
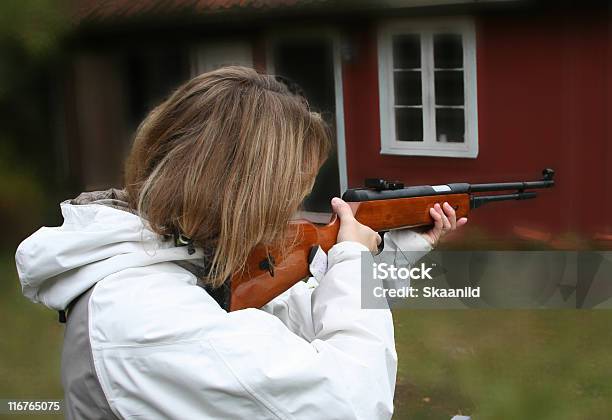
[332,197,381,252]
[420,202,468,248]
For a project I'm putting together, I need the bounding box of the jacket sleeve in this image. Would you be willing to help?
[259,277,318,341]
[384,229,433,261]
[261,229,432,341]
[208,241,397,419]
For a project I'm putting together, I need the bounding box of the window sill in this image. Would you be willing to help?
[380,145,479,158]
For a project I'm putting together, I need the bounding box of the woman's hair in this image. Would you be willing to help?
[125,66,331,288]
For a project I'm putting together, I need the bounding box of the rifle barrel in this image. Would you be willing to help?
[470,191,537,209]
[468,180,554,193]
[343,169,555,202]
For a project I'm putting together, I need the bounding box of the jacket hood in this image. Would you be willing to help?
[15,189,203,311]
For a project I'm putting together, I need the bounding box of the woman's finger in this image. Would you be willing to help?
[331,197,355,222]
[433,203,444,219]
[429,206,443,233]
[438,206,451,230]
[457,217,468,227]
[430,206,442,221]
[443,202,457,230]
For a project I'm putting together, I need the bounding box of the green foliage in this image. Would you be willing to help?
[0,1,69,248]
[0,143,46,247]
[0,0,67,57]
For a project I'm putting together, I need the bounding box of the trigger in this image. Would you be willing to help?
[377,231,387,254]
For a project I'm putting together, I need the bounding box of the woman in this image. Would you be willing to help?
[15,66,465,419]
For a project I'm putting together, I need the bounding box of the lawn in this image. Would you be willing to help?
[1,251,63,420]
[393,310,612,419]
[2,251,611,419]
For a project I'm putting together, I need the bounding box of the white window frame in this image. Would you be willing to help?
[378,18,478,158]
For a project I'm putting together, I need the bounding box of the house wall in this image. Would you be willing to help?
[63,6,611,242]
[341,9,612,241]
[71,54,130,190]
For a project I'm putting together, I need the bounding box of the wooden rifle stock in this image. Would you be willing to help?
[229,168,555,311]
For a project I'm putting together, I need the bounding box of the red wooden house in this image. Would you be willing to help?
[64,0,612,244]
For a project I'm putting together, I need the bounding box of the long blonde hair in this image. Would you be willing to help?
[124,66,331,287]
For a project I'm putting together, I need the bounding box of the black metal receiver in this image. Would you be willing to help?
[342,168,555,209]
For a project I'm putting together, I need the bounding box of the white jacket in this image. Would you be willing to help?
[15,200,431,419]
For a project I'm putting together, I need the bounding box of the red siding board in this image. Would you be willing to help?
[342,11,611,240]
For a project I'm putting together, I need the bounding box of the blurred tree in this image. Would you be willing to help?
[0,0,68,247]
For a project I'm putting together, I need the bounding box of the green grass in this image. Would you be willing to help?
[392,310,612,419]
[1,251,63,419]
[2,251,611,419]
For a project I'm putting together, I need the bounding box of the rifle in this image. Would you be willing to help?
[229,168,556,311]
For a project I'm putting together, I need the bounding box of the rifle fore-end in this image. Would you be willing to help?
[229,193,470,311]
[350,193,470,231]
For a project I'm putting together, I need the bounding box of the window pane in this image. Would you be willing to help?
[392,34,421,69]
[396,107,423,142]
[434,33,463,69]
[435,70,464,106]
[436,108,464,143]
[394,71,422,106]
